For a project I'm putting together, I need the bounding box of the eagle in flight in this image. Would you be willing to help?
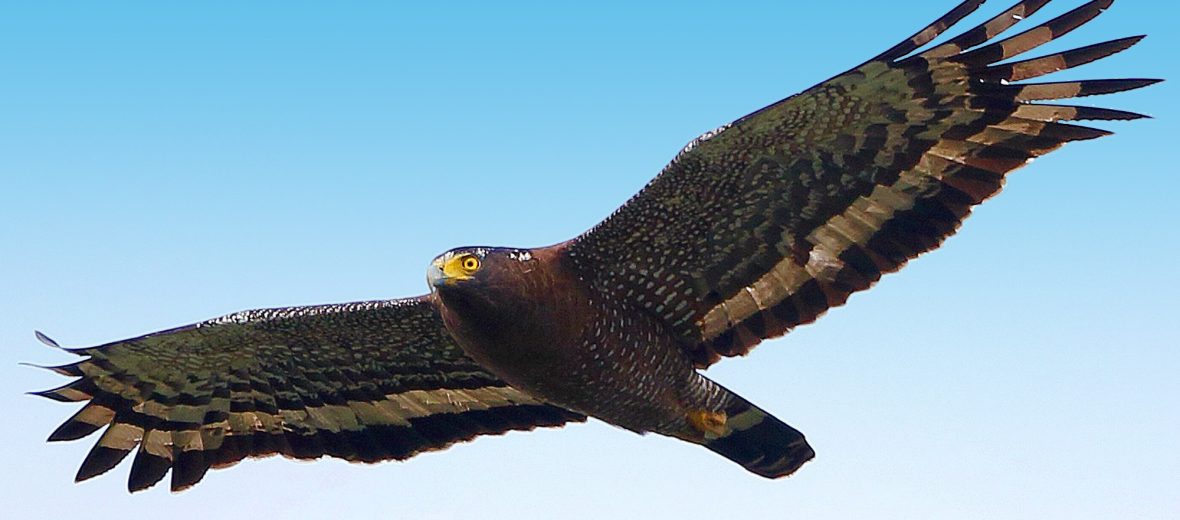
[33,0,1157,492]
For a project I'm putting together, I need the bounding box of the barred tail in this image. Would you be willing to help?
[704,396,815,479]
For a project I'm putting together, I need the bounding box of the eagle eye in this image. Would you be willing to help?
[460,255,480,273]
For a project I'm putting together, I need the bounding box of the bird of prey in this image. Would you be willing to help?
[33,0,1157,492]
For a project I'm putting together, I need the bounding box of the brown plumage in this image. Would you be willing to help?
[33,0,1157,492]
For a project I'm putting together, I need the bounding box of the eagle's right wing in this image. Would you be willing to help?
[33,295,584,492]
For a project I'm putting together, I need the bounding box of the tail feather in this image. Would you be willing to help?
[704,397,815,479]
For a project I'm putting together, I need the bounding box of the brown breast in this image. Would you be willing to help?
[434,243,595,397]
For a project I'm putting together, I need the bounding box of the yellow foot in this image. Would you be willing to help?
[687,409,729,438]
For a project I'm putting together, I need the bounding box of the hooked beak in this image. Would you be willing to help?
[427,257,447,289]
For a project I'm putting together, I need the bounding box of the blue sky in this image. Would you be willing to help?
[2,1,1176,518]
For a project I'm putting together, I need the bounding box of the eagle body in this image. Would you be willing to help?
[433,246,724,436]
[32,0,1158,492]
[431,245,812,475]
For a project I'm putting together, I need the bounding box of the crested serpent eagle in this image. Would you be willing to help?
[32,0,1159,492]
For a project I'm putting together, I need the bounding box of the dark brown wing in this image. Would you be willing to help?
[32,296,583,492]
[565,0,1157,367]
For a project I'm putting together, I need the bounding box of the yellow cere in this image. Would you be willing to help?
[443,253,481,280]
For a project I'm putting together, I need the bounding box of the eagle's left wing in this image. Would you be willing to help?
[32,295,584,492]
[566,0,1158,367]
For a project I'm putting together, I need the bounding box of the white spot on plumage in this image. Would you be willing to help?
[507,250,533,262]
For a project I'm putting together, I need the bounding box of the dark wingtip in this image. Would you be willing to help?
[871,0,987,62]
[1103,78,1163,94]
[48,421,102,442]
[1076,127,1115,141]
[169,450,211,492]
[1081,107,1153,121]
[1099,34,1148,60]
[21,361,56,372]
[21,361,85,377]
[35,331,62,349]
[76,445,132,482]
[1102,78,1165,95]
[128,451,172,493]
[30,387,85,403]
[1104,34,1147,53]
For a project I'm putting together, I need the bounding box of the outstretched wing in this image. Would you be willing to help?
[32,296,584,492]
[566,0,1158,367]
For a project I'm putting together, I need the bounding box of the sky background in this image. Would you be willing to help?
[1,1,1177,518]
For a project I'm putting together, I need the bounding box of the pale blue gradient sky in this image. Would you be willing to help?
[2,1,1177,518]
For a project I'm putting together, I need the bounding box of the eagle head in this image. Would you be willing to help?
[427,246,543,318]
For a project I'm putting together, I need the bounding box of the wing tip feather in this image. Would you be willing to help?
[35,330,62,349]
[871,0,987,63]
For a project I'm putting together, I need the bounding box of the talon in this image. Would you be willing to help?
[687,409,728,438]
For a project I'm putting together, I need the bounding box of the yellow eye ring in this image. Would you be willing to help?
[461,255,480,273]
